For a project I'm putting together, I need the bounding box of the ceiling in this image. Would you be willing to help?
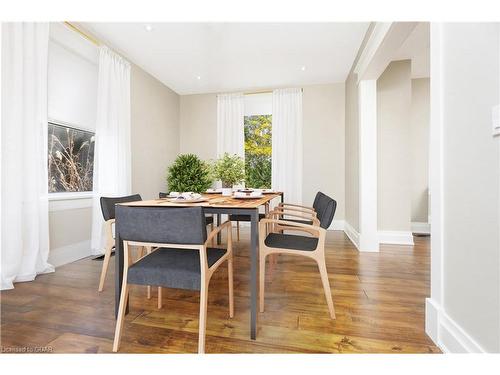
[82,22,369,95]
[392,22,430,78]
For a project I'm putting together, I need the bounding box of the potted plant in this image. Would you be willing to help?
[213,153,245,196]
[166,154,213,193]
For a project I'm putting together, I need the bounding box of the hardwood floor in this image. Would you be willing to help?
[0,229,440,353]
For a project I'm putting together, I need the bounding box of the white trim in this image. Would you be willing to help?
[425,298,486,353]
[354,23,393,78]
[49,191,94,200]
[358,80,379,252]
[49,194,93,212]
[343,221,360,250]
[427,23,445,343]
[48,240,92,268]
[355,22,418,82]
[378,230,414,245]
[425,298,440,345]
[411,221,431,234]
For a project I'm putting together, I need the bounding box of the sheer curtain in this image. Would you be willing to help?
[272,88,303,205]
[1,23,54,290]
[90,46,131,255]
[216,93,245,158]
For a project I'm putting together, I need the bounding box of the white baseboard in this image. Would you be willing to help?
[48,240,92,268]
[343,221,360,250]
[411,221,431,234]
[329,219,344,231]
[378,230,414,245]
[425,298,486,353]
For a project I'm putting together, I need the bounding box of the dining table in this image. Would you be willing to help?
[114,191,284,340]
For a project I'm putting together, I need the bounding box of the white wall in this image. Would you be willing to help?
[377,60,412,233]
[179,93,218,161]
[344,73,360,232]
[131,64,180,199]
[427,22,500,353]
[179,84,346,224]
[302,83,345,222]
[410,78,430,223]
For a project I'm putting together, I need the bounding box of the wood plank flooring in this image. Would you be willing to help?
[0,229,440,353]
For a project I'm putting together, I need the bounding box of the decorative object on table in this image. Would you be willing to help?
[233,190,263,199]
[167,154,213,193]
[167,192,207,203]
[206,188,222,194]
[213,153,245,196]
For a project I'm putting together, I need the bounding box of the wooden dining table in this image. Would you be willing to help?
[114,191,284,340]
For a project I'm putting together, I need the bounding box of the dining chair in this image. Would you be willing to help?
[259,192,337,319]
[276,191,324,225]
[113,206,234,354]
[159,192,215,230]
[98,194,142,292]
[228,212,267,241]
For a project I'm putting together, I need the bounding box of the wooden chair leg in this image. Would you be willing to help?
[147,286,151,299]
[112,284,130,352]
[236,221,240,241]
[157,287,162,309]
[210,222,215,247]
[228,256,234,318]
[98,243,113,292]
[268,254,279,281]
[259,252,266,312]
[198,281,208,353]
[317,257,336,319]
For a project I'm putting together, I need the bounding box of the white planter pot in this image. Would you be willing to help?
[221,188,232,196]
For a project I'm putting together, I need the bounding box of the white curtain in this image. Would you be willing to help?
[216,93,245,158]
[90,46,131,255]
[1,23,54,290]
[272,88,303,205]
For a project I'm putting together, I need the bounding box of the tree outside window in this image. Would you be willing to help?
[244,115,272,188]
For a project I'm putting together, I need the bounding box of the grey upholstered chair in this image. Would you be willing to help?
[259,192,337,319]
[112,206,234,354]
[98,194,142,292]
[228,213,267,241]
[159,192,214,227]
[273,191,337,226]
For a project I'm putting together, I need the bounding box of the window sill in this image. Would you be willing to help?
[48,192,94,212]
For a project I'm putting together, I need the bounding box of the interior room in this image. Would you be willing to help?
[1,16,499,359]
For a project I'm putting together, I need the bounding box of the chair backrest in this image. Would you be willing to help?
[159,192,169,198]
[100,194,142,221]
[115,206,207,245]
[312,192,337,229]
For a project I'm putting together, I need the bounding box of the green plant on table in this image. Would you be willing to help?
[166,154,213,193]
[213,153,245,188]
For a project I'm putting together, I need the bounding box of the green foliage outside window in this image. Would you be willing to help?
[244,115,272,188]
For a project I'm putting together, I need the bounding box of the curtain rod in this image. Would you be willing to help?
[64,22,101,46]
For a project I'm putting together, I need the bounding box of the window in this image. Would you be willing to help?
[48,122,95,193]
[244,115,272,188]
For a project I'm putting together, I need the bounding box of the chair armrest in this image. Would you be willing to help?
[269,210,320,226]
[270,208,317,218]
[205,220,232,246]
[278,203,315,212]
[260,218,325,237]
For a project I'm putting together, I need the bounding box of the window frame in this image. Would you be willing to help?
[47,118,96,207]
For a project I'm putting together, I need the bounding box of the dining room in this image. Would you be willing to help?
[2,11,500,361]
